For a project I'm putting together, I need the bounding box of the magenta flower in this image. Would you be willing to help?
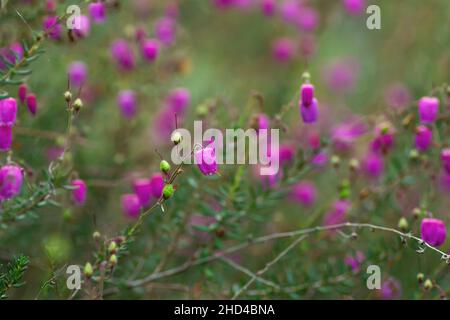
[370,123,394,154]
[110,39,135,71]
[279,0,301,24]
[380,277,402,300]
[415,125,432,151]
[150,173,165,198]
[121,194,141,219]
[141,38,160,62]
[421,218,446,247]
[324,200,351,226]
[0,97,17,126]
[0,126,12,152]
[261,0,276,16]
[418,96,439,124]
[441,148,450,174]
[133,178,152,207]
[0,165,23,201]
[362,152,384,178]
[289,181,317,207]
[300,98,319,124]
[300,83,314,107]
[384,83,411,109]
[155,17,176,46]
[117,90,137,119]
[166,88,190,114]
[343,0,365,16]
[279,144,294,165]
[68,61,88,87]
[311,151,328,167]
[272,38,295,63]
[0,43,23,69]
[88,2,106,23]
[344,251,365,273]
[195,147,218,176]
[73,15,91,38]
[18,84,27,104]
[331,119,366,152]
[296,7,319,32]
[256,113,269,133]
[43,15,62,40]
[72,179,87,206]
[25,94,37,116]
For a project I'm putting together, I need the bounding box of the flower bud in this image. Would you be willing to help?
[160,160,171,174]
[72,179,87,206]
[108,241,117,254]
[420,218,446,247]
[26,93,37,116]
[18,84,27,104]
[349,158,360,171]
[412,207,422,219]
[64,91,72,102]
[171,131,182,145]
[331,155,340,168]
[0,165,23,200]
[418,96,439,124]
[409,149,419,161]
[88,2,106,23]
[398,217,408,231]
[423,279,433,290]
[163,184,174,199]
[73,98,83,112]
[93,231,101,241]
[0,97,18,126]
[109,254,118,266]
[417,273,424,284]
[84,262,93,277]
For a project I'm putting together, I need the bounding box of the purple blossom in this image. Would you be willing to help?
[26,94,37,116]
[323,58,359,93]
[343,0,365,16]
[279,0,301,24]
[117,90,137,119]
[133,178,152,207]
[0,126,13,152]
[121,194,141,219]
[384,83,411,109]
[300,98,319,124]
[323,200,351,226]
[0,97,17,126]
[370,123,394,154]
[256,113,270,133]
[68,61,88,87]
[344,251,365,273]
[279,144,295,165]
[0,43,23,69]
[110,39,135,71]
[155,17,176,46]
[73,15,91,38]
[418,96,439,124]
[43,15,62,40]
[272,38,295,63]
[72,179,87,206]
[0,165,23,201]
[166,88,190,114]
[380,277,402,299]
[289,181,317,206]
[300,83,314,107]
[18,84,27,104]
[195,147,218,176]
[362,152,384,178]
[311,151,328,167]
[88,2,106,23]
[150,173,165,198]
[421,218,446,247]
[331,119,366,152]
[415,125,432,151]
[296,7,319,32]
[261,0,276,16]
[140,38,160,62]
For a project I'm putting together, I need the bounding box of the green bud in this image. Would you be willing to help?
[109,254,118,266]
[63,209,72,221]
[84,262,93,277]
[409,149,419,161]
[339,188,351,200]
[163,184,174,199]
[196,104,208,117]
[398,217,408,231]
[424,279,433,290]
[108,241,117,254]
[160,160,171,174]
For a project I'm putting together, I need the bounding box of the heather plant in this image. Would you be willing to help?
[0,0,449,300]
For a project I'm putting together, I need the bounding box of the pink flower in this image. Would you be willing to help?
[18,84,27,104]
[421,218,446,247]
[300,83,314,107]
[72,179,87,206]
[88,2,106,23]
[279,144,295,165]
[415,125,433,152]
[73,15,91,38]
[110,39,135,71]
[418,96,439,124]
[370,123,394,154]
[279,0,301,24]
[272,38,295,63]
[121,194,141,219]
[117,90,137,119]
[362,152,384,178]
[289,181,316,206]
[0,126,13,152]
[380,277,402,299]
[26,94,37,116]
[43,15,62,40]
[296,7,319,32]
[68,61,88,87]
[0,43,23,69]
[261,0,276,16]
[0,97,17,126]
[300,98,319,124]
[195,147,218,176]
[150,173,165,198]
[133,178,152,207]
[140,38,160,62]
[331,119,366,152]
[166,88,190,114]
[0,165,23,201]
[311,151,328,167]
[324,200,351,226]
[344,251,365,273]
[155,17,176,46]
[343,0,365,16]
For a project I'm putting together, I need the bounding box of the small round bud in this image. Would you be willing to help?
[160,160,171,174]
[301,71,311,82]
[73,98,83,111]
[331,155,340,168]
[163,184,174,199]
[196,104,208,117]
[339,188,350,200]
[92,231,101,241]
[84,262,93,277]
[108,241,117,254]
[350,232,358,240]
[412,207,422,219]
[63,209,72,221]
[109,254,118,266]
[423,279,433,290]
[417,273,424,284]
[349,158,360,171]
[409,149,419,161]
[64,91,72,102]
[398,217,408,231]
[171,131,182,145]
